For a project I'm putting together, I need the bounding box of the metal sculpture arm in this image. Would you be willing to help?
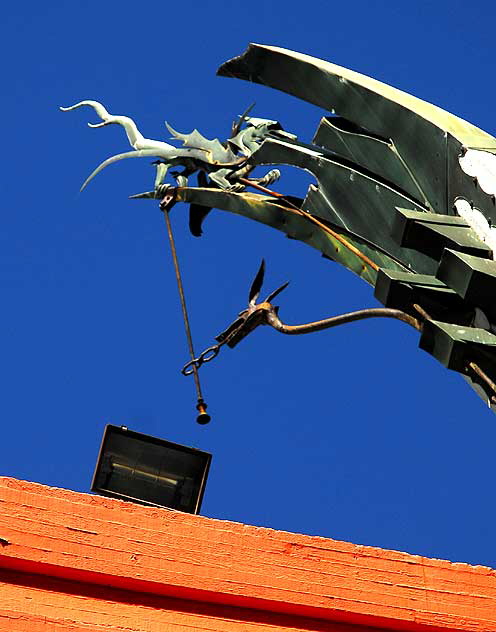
[180,260,420,377]
[265,307,420,335]
[182,261,496,407]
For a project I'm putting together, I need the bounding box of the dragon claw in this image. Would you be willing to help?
[258,169,281,186]
[227,183,246,193]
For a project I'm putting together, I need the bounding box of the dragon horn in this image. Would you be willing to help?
[60,100,146,149]
[60,100,112,119]
[165,121,186,142]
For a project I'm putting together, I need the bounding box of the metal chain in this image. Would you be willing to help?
[181,342,225,376]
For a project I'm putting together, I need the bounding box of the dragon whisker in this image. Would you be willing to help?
[80,149,169,192]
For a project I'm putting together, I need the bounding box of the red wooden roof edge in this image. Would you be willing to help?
[0,476,495,632]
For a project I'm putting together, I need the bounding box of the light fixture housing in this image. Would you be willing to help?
[91,424,211,514]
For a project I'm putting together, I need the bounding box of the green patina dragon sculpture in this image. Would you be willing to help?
[62,44,496,415]
[60,99,285,235]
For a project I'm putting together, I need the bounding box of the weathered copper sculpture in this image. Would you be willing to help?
[62,44,496,414]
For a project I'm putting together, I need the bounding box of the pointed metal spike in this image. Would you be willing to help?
[165,121,184,142]
[129,190,157,199]
[231,102,256,138]
[265,281,289,304]
[243,102,256,120]
[248,259,265,305]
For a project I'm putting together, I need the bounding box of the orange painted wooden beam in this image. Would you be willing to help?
[0,568,382,632]
[0,477,495,632]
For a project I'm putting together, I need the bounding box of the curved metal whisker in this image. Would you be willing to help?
[80,150,166,191]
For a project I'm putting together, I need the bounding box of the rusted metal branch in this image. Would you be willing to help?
[468,362,496,399]
[265,306,421,334]
[238,178,380,273]
[182,260,422,377]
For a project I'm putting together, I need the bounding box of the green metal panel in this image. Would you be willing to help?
[420,320,496,373]
[392,208,492,260]
[249,138,433,273]
[218,44,496,148]
[313,117,428,205]
[437,249,496,321]
[374,268,463,317]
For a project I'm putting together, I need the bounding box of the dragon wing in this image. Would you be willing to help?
[212,45,496,410]
[218,44,496,263]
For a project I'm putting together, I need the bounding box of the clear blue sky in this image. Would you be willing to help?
[2,0,496,567]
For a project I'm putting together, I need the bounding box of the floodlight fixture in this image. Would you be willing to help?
[91,424,211,514]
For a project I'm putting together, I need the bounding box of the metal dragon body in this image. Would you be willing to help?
[61,102,284,190]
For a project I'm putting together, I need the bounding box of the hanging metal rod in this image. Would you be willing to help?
[160,190,211,425]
